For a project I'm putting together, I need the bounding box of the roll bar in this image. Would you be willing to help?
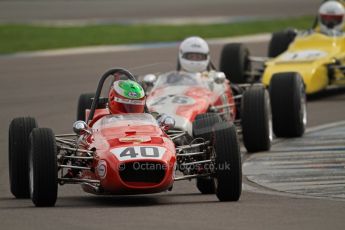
[86,68,148,123]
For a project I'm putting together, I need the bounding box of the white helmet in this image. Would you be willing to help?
[178,36,210,72]
[319,0,345,34]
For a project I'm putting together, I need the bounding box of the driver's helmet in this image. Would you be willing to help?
[178,36,210,73]
[108,80,146,114]
[319,0,345,34]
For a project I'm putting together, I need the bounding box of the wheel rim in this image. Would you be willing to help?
[29,140,34,198]
[267,92,273,142]
[300,85,307,127]
[268,114,273,142]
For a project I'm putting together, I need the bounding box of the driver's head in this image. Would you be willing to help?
[108,80,146,114]
[319,0,345,34]
[178,36,210,73]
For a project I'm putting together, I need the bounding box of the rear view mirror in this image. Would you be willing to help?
[157,114,175,131]
[213,72,226,84]
[143,74,157,86]
[73,121,91,135]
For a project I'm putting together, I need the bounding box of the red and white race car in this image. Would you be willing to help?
[9,68,242,207]
[144,70,272,154]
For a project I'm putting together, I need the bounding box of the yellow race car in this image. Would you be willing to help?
[263,31,345,94]
[219,29,345,137]
[220,26,345,92]
[220,0,345,95]
[219,0,345,138]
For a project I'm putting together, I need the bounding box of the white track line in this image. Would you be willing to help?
[305,120,345,133]
[244,120,345,201]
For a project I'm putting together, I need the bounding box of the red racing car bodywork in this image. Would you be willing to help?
[146,72,236,135]
[9,68,243,207]
[81,112,176,195]
[145,71,271,153]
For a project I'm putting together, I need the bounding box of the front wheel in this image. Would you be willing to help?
[213,122,242,201]
[9,117,38,198]
[77,93,95,121]
[269,72,307,137]
[268,29,297,57]
[29,128,58,207]
[241,85,272,153]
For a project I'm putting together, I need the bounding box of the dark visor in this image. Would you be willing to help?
[182,52,207,61]
[320,14,343,28]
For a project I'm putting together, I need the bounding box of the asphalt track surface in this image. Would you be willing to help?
[0,0,319,24]
[244,122,345,200]
[1,1,344,229]
[0,39,345,230]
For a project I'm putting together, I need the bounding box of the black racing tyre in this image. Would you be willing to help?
[196,176,216,194]
[269,72,307,137]
[8,117,38,198]
[241,85,272,153]
[268,29,297,58]
[219,43,251,83]
[193,113,222,194]
[77,93,95,121]
[214,122,242,201]
[29,128,58,207]
[193,113,222,141]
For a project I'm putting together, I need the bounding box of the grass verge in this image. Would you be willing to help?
[0,16,314,54]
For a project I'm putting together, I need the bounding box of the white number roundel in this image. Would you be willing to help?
[280,50,327,61]
[111,146,166,161]
[148,95,195,107]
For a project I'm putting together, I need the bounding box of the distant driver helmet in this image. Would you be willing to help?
[108,80,146,114]
[179,36,210,72]
[319,0,345,34]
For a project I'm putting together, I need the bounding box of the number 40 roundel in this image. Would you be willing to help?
[111,146,166,161]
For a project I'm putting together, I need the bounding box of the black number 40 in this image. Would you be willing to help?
[119,147,160,158]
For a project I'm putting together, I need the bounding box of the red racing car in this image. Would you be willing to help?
[144,70,272,153]
[9,68,242,207]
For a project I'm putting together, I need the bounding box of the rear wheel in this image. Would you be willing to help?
[268,29,296,57]
[8,117,38,198]
[193,113,222,140]
[213,122,242,201]
[29,128,58,207]
[219,43,251,83]
[241,86,272,153]
[269,72,307,137]
[196,176,216,194]
[77,93,95,121]
[193,113,222,194]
